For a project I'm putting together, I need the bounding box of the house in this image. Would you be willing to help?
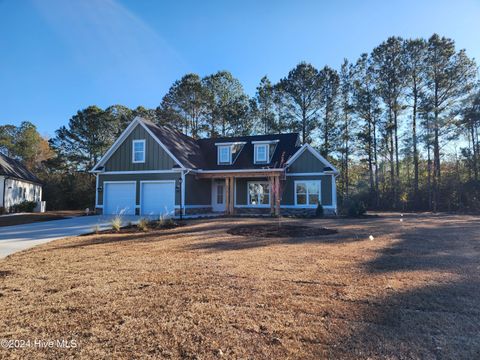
[0,153,43,212]
[91,117,339,217]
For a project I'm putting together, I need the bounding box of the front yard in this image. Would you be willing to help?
[0,213,479,359]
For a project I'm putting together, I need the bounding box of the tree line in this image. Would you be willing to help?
[1,33,479,212]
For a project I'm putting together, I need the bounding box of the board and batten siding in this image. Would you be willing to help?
[97,173,181,207]
[287,149,329,173]
[185,174,211,205]
[104,124,176,172]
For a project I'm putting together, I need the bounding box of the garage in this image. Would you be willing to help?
[140,181,176,217]
[103,182,136,215]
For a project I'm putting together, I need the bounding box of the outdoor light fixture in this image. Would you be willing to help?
[97,186,103,192]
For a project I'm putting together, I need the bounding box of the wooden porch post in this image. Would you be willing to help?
[229,177,235,215]
[275,175,280,216]
[269,176,275,215]
[225,177,230,215]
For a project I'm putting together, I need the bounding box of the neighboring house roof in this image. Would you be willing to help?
[0,153,41,184]
[92,117,339,173]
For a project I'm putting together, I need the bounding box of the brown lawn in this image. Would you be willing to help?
[0,211,83,227]
[0,213,479,359]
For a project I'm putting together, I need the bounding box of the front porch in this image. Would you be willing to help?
[195,170,284,216]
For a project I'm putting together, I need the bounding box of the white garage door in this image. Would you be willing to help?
[141,181,175,217]
[103,182,136,215]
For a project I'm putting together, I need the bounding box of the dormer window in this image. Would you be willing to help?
[253,140,279,164]
[132,139,146,163]
[218,145,231,164]
[254,144,268,163]
[216,142,246,165]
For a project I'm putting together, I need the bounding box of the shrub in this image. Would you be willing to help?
[137,218,149,232]
[339,198,367,217]
[0,207,6,215]
[11,201,37,213]
[315,203,324,217]
[111,215,122,232]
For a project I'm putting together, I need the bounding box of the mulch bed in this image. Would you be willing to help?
[94,220,184,235]
[227,224,337,238]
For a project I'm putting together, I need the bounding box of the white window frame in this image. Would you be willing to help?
[254,144,269,163]
[247,181,270,207]
[294,180,321,207]
[217,145,232,165]
[132,139,146,163]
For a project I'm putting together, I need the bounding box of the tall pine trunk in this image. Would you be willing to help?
[412,85,419,206]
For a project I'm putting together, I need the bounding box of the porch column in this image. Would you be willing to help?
[274,175,280,216]
[230,177,235,215]
[269,176,275,215]
[225,177,230,215]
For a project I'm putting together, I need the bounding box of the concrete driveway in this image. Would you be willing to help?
[0,215,140,258]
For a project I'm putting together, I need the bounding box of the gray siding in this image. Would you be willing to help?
[287,149,328,173]
[104,124,176,171]
[97,173,181,206]
[281,175,333,206]
[185,174,211,205]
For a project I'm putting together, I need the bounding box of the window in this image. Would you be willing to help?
[132,140,146,163]
[218,146,231,164]
[216,184,224,204]
[248,182,270,206]
[295,181,320,206]
[254,144,269,163]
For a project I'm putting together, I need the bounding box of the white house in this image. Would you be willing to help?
[0,153,43,212]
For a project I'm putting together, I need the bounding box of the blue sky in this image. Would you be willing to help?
[1,0,479,136]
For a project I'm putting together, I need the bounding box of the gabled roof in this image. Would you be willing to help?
[92,117,339,173]
[0,153,41,184]
[285,143,339,174]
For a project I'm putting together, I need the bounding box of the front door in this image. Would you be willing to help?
[212,180,226,212]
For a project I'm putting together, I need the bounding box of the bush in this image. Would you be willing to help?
[111,215,122,232]
[0,207,6,215]
[315,203,324,217]
[137,218,149,232]
[11,201,37,213]
[341,199,367,217]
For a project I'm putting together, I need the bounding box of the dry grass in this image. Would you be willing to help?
[0,210,83,227]
[0,213,479,359]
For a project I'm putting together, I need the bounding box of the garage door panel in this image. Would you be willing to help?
[104,182,136,215]
[141,182,175,217]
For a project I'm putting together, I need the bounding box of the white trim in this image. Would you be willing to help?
[280,205,336,209]
[132,139,146,163]
[100,170,182,175]
[286,143,339,174]
[214,141,247,146]
[294,180,321,206]
[286,172,326,176]
[251,140,280,144]
[95,174,99,207]
[91,117,186,172]
[91,118,140,172]
[181,171,185,215]
[197,168,284,174]
[332,174,338,213]
[96,205,104,208]
[137,119,186,169]
[217,145,232,165]
[235,204,271,208]
[102,181,137,214]
[139,180,176,216]
[254,143,269,164]
[247,181,271,206]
